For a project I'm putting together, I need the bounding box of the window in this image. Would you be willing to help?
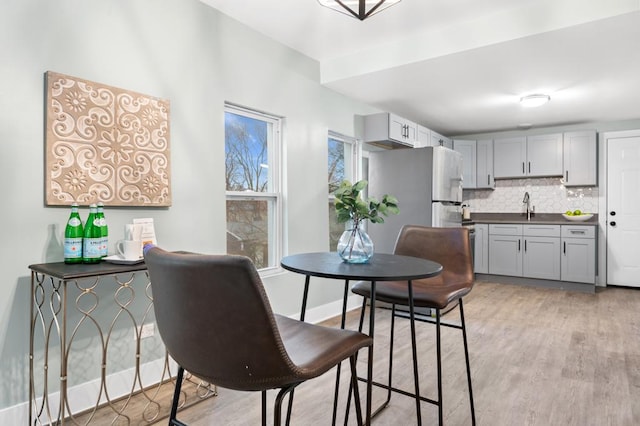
[328,131,359,250]
[225,104,282,271]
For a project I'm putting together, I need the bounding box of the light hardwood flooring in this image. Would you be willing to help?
[149,280,640,425]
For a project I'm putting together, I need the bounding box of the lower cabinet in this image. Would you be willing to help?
[484,222,596,284]
[561,226,596,284]
[522,236,561,280]
[488,234,522,276]
[488,224,561,279]
[473,224,488,273]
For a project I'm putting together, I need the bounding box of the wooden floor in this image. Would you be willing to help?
[150,280,640,425]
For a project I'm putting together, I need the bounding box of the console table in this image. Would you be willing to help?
[28,261,216,425]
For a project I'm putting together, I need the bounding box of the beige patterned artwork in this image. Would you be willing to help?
[45,71,171,206]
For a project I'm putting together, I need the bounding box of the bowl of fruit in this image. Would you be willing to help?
[562,210,594,222]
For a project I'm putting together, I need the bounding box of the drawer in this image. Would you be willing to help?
[523,224,560,237]
[561,225,596,239]
[489,224,523,236]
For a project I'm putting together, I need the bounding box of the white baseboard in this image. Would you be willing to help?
[290,294,363,324]
[1,296,360,424]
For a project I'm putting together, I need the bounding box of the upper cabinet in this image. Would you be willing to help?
[431,130,453,149]
[416,125,433,148]
[364,113,416,148]
[453,140,477,188]
[476,139,495,189]
[453,139,495,190]
[494,134,563,178]
[563,130,597,186]
[493,137,527,178]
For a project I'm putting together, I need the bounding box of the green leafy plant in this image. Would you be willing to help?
[334,180,399,229]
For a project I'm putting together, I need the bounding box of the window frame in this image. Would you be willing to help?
[225,103,283,274]
[328,131,361,250]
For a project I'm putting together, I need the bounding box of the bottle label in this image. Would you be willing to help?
[68,217,81,227]
[64,238,83,259]
[100,236,108,257]
[93,218,102,227]
[83,238,102,259]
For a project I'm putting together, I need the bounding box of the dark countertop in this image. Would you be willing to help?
[464,212,599,226]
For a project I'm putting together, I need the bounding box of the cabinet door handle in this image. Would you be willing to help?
[487,174,490,185]
[518,240,521,252]
[524,240,527,252]
[563,241,566,254]
[522,162,525,174]
[565,171,569,182]
[528,162,531,173]
[570,230,585,234]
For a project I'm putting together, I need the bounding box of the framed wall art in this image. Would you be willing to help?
[45,71,171,207]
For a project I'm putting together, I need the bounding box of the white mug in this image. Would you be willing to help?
[116,239,143,260]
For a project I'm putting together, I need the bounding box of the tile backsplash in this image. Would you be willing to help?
[463,178,598,214]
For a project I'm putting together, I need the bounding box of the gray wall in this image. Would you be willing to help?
[0,0,378,409]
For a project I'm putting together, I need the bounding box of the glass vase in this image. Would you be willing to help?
[337,224,374,263]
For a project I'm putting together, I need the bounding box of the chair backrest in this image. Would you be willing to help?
[393,225,474,287]
[144,247,298,391]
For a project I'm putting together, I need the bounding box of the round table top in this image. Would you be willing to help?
[280,252,442,281]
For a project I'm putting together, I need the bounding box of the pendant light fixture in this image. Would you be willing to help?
[318,0,402,21]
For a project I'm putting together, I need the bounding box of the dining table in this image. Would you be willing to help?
[280,252,443,425]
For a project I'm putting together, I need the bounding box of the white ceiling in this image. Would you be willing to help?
[201,0,640,136]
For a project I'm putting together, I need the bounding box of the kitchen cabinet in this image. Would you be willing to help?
[476,139,495,189]
[488,224,560,279]
[364,112,416,148]
[561,225,596,283]
[473,224,489,274]
[431,130,453,149]
[488,224,523,276]
[522,225,561,280]
[493,137,526,178]
[527,134,563,177]
[563,130,597,186]
[416,125,432,148]
[454,139,494,189]
[493,134,563,178]
[453,139,476,188]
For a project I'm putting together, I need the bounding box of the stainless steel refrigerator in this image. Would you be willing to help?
[367,146,463,254]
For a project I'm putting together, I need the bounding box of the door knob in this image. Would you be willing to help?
[610,221,616,226]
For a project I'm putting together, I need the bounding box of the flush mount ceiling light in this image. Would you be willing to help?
[520,94,551,108]
[318,0,402,21]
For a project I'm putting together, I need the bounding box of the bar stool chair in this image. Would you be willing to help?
[351,225,476,425]
[144,247,373,426]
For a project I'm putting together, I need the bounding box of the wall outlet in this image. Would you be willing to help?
[135,323,155,340]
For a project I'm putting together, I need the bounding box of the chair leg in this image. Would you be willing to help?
[349,355,364,426]
[262,391,267,426]
[407,282,422,426]
[436,308,443,426]
[274,385,298,425]
[459,300,476,425]
[169,366,188,426]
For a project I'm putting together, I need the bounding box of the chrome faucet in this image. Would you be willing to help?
[523,191,532,221]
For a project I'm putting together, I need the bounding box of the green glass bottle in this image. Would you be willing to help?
[64,203,84,264]
[82,204,102,264]
[96,202,108,258]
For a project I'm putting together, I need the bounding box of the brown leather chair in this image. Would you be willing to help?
[144,247,373,426]
[351,225,476,425]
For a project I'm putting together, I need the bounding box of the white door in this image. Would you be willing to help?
[607,136,640,286]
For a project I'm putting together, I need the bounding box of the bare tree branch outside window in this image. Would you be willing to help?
[225,111,275,269]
